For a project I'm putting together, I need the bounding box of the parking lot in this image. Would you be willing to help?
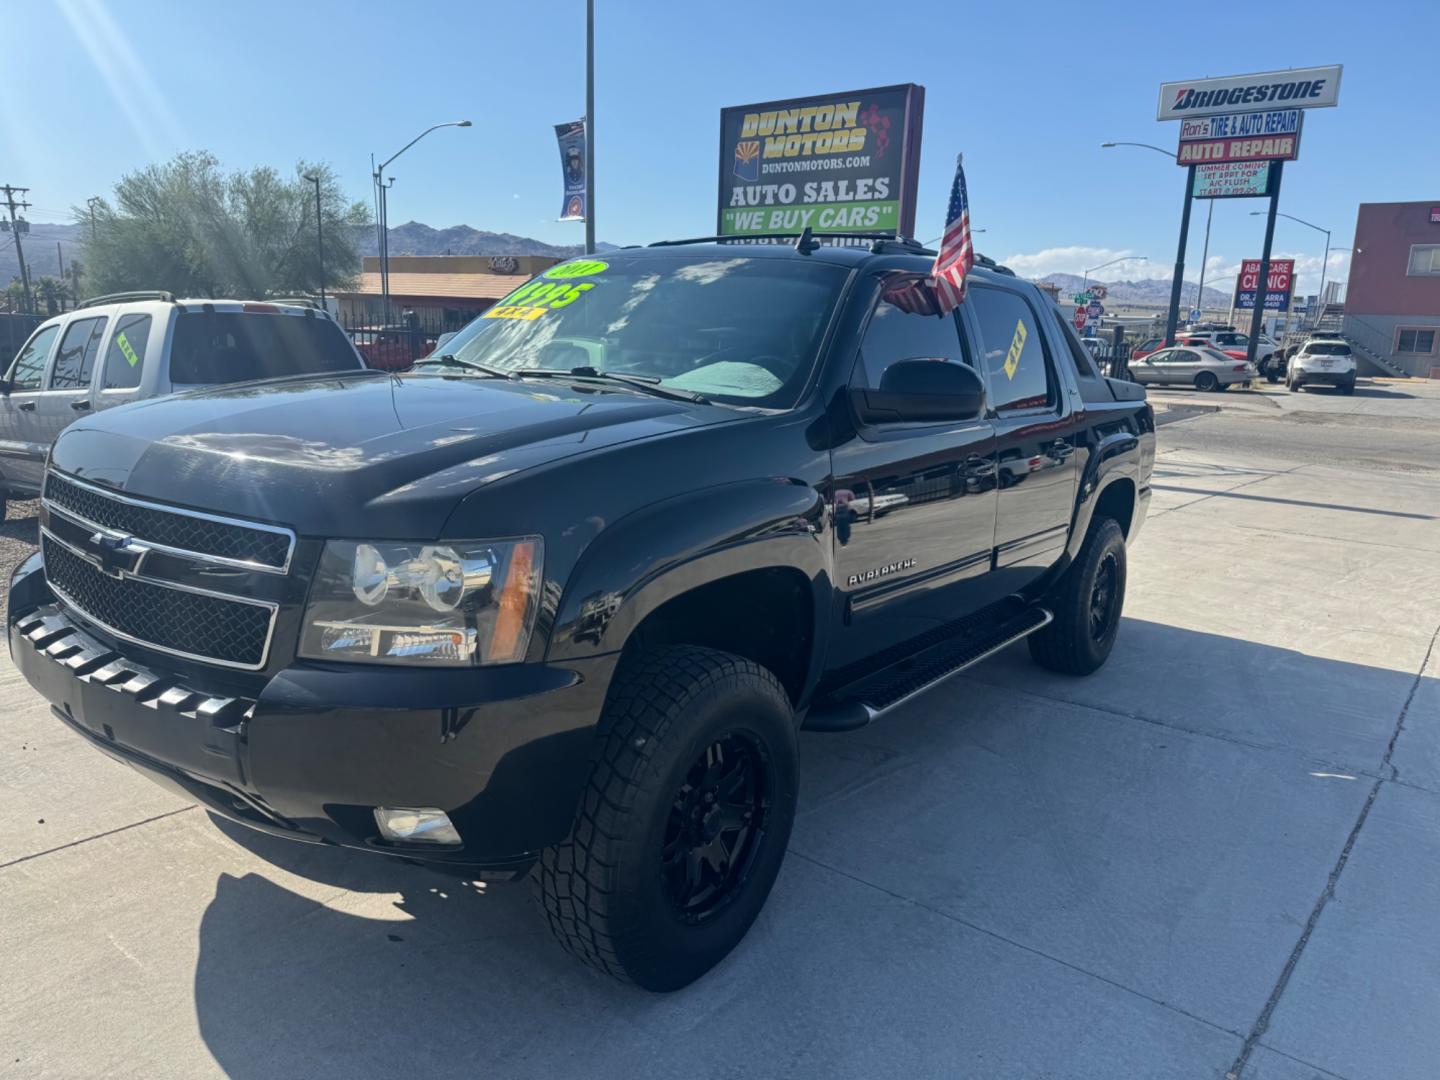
[3,378,1439,1080]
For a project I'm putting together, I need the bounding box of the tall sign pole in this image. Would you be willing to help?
[1245,161,1283,368]
[584,0,595,255]
[1164,166,1195,346]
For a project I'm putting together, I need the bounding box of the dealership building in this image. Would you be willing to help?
[1344,201,1440,378]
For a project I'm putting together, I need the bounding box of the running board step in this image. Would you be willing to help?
[803,606,1052,732]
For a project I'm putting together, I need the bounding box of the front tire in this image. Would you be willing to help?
[532,646,798,991]
[1029,518,1127,676]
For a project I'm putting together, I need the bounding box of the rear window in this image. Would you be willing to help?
[1305,342,1351,356]
[169,312,360,385]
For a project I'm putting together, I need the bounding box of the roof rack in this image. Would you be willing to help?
[78,290,177,309]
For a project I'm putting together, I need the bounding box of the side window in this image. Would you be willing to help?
[7,324,60,391]
[852,284,968,389]
[102,314,152,390]
[969,287,1054,412]
[49,317,107,390]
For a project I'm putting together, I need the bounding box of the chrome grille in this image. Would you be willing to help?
[44,472,292,571]
[39,471,291,670]
[41,535,275,669]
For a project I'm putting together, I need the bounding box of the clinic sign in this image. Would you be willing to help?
[1157,65,1342,121]
[718,84,925,238]
[1234,258,1295,311]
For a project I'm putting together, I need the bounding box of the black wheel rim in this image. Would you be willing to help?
[661,732,770,923]
[1089,553,1119,641]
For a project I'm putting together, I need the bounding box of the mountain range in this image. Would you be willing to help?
[1039,271,1230,309]
[0,221,617,288]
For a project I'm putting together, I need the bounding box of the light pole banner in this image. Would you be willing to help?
[555,120,587,222]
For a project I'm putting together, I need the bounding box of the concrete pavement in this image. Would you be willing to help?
[3,409,1439,1078]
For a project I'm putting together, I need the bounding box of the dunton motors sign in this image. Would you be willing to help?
[1157,65,1342,121]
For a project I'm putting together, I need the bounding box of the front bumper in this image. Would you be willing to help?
[9,559,616,874]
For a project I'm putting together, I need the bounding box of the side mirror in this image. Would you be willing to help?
[849,359,986,425]
[0,378,10,396]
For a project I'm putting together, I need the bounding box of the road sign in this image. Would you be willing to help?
[1088,284,1107,300]
[1082,323,1096,337]
[1189,308,1202,321]
[1194,161,1271,199]
[1087,300,1104,318]
[1073,309,1087,330]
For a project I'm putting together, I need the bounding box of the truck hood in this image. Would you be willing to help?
[50,370,744,538]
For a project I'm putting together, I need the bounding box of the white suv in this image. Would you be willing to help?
[0,292,364,512]
[1288,338,1356,394]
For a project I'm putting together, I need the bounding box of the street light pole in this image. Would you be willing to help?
[1082,254,1147,295]
[374,119,472,322]
[1251,209,1330,327]
[1191,199,1214,322]
[85,196,101,243]
[303,174,325,306]
[1101,141,1194,343]
[585,0,596,255]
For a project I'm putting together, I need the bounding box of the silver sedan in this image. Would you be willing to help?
[1130,345,1256,391]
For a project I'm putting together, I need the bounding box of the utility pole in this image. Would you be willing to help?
[1195,198,1213,322]
[86,196,101,243]
[584,0,596,255]
[57,242,65,310]
[2,186,34,314]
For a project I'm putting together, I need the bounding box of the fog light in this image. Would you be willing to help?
[373,807,462,845]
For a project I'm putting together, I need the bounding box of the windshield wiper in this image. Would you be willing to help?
[413,353,518,380]
[525,366,708,403]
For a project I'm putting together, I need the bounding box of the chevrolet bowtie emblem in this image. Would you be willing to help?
[87,531,146,579]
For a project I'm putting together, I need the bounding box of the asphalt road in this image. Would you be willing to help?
[3,379,1440,1079]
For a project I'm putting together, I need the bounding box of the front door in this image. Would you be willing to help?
[36,316,106,446]
[829,278,998,672]
[0,322,62,493]
[965,284,1079,592]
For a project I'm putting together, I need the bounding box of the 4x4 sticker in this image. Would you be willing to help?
[1003,319,1027,380]
[484,278,596,321]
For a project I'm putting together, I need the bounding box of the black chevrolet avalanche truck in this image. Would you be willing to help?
[9,238,1153,990]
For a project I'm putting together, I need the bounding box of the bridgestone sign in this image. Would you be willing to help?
[1157,65,1342,121]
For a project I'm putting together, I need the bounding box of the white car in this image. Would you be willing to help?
[1130,344,1256,391]
[1288,339,1356,394]
[0,292,365,514]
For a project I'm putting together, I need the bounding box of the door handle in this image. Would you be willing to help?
[17,401,35,411]
[71,400,92,411]
[963,453,996,476]
[1046,439,1074,460]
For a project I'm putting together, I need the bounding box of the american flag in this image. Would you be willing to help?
[883,154,974,316]
[931,154,974,312]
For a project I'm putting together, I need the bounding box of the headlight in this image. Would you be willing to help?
[299,538,543,666]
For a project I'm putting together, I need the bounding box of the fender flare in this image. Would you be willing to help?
[1066,430,1139,559]
[546,477,832,679]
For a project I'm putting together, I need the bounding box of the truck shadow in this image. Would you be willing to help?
[192,616,1438,1079]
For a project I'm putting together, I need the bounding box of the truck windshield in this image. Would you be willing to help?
[431,254,849,408]
[170,312,361,385]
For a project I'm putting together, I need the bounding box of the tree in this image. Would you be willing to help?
[3,279,27,313]
[77,152,370,299]
[34,276,65,315]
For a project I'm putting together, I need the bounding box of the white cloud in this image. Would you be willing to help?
[1001,246,1155,280]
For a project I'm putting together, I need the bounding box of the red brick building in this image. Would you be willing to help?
[1345,201,1440,377]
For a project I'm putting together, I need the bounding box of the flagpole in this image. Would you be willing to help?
[584,0,596,256]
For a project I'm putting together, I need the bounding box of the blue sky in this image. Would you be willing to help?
[2,0,1433,296]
